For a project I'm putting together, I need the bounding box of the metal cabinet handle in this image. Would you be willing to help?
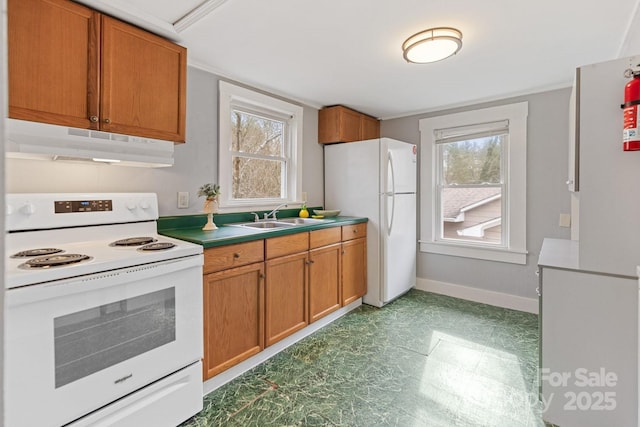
[259,273,265,279]
[233,253,240,259]
[566,179,574,185]
[104,118,111,124]
[535,287,541,297]
[89,115,98,123]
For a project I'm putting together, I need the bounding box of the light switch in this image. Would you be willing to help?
[559,213,571,228]
[177,192,189,209]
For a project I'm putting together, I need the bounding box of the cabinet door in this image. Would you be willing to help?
[342,237,367,305]
[203,263,264,380]
[318,105,361,144]
[541,268,637,426]
[340,107,362,142]
[360,114,380,140]
[265,252,308,346]
[101,16,187,142]
[309,243,342,323]
[8,0,100,129]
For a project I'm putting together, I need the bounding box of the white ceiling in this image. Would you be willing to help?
[85,0,640,119]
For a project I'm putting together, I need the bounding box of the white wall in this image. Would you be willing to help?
[382,88,572,299]
[5,67,324,216]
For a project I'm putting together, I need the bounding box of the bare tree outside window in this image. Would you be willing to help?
[438,135,505,244]
[230,109,287,200]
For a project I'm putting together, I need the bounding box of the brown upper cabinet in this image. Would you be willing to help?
[318,105,380,144]
[8,0,187,142]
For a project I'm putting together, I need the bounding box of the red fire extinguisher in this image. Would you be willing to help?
[622,68,640,151]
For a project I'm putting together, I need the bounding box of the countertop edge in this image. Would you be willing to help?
[538,238,638,279]
[159,216,368,248]
[537,238,579,270]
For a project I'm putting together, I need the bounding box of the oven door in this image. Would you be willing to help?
[5,255,203,427]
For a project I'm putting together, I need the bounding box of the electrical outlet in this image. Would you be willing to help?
[177,192,189,209]
[559,213,571,228]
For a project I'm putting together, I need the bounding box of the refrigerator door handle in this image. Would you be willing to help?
[386,192,396,237]
[387,150,396,195]
[386,152,396,236]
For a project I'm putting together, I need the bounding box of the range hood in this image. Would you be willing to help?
[5,119,174,167]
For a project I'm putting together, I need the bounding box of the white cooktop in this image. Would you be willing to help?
[6,223,202,289]
[5,193,203,289]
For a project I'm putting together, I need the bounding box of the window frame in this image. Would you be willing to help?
[419,102,528,264]
[218,80,303,211]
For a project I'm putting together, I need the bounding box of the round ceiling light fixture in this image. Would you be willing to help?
[402,27,463,63]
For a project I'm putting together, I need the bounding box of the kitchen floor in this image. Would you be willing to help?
[181,289,551,427]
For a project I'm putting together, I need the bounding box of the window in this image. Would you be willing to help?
[419,102,528,264]
[218,81,303,210]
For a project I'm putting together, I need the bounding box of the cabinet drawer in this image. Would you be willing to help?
[203,240,264,274]
[266,233,309,259]
[342,223,367,241]
[309,227,341,249]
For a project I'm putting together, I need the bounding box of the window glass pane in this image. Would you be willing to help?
[440,135,504,185]
[232,157,283,199]
[438,133,505,245]
[441,187,502,244]
[231,109,284,156]
[54,288,175,388]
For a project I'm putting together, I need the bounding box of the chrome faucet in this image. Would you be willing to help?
[264,204,288,220]
[250,212,260,222]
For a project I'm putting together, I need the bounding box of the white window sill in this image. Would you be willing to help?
[419,241,528,264]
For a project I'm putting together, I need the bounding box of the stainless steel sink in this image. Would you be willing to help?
[229,217,329,230]
[276,217,330,225]
[231,221,296,229]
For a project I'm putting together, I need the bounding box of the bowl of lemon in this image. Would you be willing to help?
[313,209,340,218]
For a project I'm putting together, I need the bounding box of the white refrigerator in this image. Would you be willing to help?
[324,137,417,307]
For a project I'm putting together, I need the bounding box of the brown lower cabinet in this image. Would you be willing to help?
[341,237,367,305]
[203,262,265,380]
[341,223,367,305]
[265,252,309,346]
[308,243,342,322]
[264,232,309,346]
[202,223,367,379]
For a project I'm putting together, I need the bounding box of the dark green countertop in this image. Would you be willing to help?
[158,209,368,248]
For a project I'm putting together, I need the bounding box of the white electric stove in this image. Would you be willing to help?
[5,193,204,427]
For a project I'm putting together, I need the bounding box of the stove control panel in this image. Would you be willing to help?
[6,193,159,231]
[55,199,113,214]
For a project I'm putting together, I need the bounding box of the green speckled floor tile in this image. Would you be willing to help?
[186,375,276,426]
[181,289,547,427]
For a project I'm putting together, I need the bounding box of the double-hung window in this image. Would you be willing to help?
[436,121,507,245]
[218,81,303,210]
[419,102,528,264]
